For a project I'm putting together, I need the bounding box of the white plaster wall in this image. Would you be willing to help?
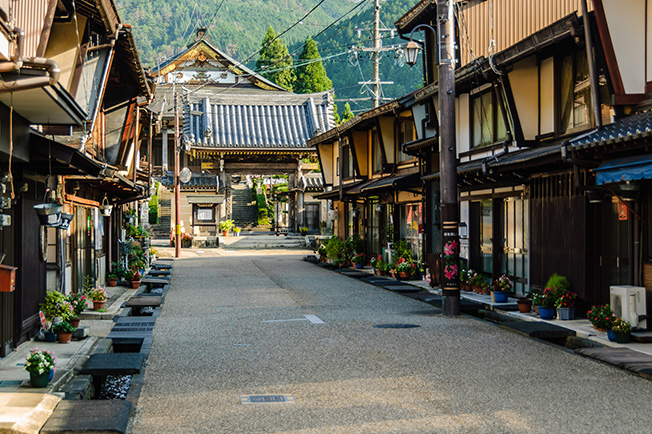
[603,0,645,94]
[509,56,540,140]
[540,57,554,135]
[457,93,470,155]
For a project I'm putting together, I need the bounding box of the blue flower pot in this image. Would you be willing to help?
[492,291,508,303]
[355,264,363,269]
[607,329,616,342]
[538,306,555,320]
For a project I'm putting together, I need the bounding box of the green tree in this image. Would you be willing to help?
[341,102,354,123]
[256,26,295,91]
[295,38,332,93]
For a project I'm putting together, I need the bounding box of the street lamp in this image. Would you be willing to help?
[403,24,437,67]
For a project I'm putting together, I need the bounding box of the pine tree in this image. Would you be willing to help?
[295,38,332,94]
[256,26,295,91]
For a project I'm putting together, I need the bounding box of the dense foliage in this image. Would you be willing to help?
[256,27,296,91]
[119,0,423,113]
[295,38,332,94]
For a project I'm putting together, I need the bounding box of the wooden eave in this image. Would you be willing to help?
[395,0,436,33]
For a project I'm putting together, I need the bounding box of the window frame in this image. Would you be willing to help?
[470,87,508,149]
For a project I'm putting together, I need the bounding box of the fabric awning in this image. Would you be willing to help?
[594,155,652,185]
[187,195,225,204]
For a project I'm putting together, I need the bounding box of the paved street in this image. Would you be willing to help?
[130,250,652,433]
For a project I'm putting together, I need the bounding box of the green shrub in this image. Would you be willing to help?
[546,273,570,301]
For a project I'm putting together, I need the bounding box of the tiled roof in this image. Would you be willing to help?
[159,172,220,190]
[181,89,334,150]
[568,111,652,150]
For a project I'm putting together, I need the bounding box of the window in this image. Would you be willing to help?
[398,118,416,162]
[341,141,354,180]
[557,49,612,134]
[372,129,382,173]
[471,89,507,148]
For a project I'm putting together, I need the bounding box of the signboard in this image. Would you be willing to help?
[201,162,218,170]
[619,203,629,221]
[300,162,320,171]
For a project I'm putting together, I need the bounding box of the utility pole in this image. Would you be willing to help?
[372,0,380,108]
[174,92,181,258]
[439,0,460,315]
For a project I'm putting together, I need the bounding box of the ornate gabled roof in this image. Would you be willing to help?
[155,38,284,91]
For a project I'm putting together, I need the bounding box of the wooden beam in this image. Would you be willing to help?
[64,194,100,207]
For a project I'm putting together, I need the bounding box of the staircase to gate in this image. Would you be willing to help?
[150,188,172,239]
[230,183,257,229]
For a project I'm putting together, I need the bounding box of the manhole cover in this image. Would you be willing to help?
[240,394,295,404]
[373,324,420,329]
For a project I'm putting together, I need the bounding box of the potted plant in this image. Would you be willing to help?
[299,226,309,236]
[128,269,142,289]
[555,291,577,320]
[319,220,327,235]
[587,304,616,331]
[533,287,556,319]
[492,274,511,303]
[317,244,328,262]
[611,317,632,343]
[149,248,158,262]
[52,321,75,343]
[352,253,365,269]
[106,270,119,287]
[517,291,533,313]
[233,227,242,237]
[90,287,108,310]
[40,291,74,338]
[370,255,385,276]
[24,348,56,388]
[181,232,193,248]
[67,292,87,328]
[219,219,234,236]
[395,258,413,280]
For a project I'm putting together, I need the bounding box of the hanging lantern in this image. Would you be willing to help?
[100,196,113,217]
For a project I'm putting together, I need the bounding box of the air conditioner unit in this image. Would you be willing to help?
[610,286,647,330]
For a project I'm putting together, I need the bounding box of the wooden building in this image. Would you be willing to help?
[148,30,335,237]
[0,0,152,355]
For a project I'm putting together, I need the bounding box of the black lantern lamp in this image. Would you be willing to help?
[619,182,640,202]
[403,24,437,67]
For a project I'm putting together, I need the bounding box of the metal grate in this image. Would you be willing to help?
[0,380,23,387]
[240,394,296,404]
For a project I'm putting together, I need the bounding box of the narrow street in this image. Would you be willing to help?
[130,251,652,433]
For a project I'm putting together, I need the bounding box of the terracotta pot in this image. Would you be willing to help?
[56,331,72,344]
[222,230,228,236]
[517,299,532,313]
[93,300,106,311]
[69,317,80,328]
[131,280,141,289]
[107,278,118,287]
[398,271,410,280]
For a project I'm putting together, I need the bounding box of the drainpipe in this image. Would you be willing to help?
[581,0,602,129]
[0,27,23,72]
[0,56,60,92]
[86,24,122,53]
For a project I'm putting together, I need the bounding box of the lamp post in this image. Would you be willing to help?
[405,2,460,315]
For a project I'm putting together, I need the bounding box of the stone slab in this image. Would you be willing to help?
[140,277,169,287]
[126,296,162,307]
[337,271,368,278]
[381,284,423,292]
[501,321,576,339]
[41,400,132,434]
[361,277,395,284]
[574,347,652,372]
[115,317,157,325]
[146,269,171,276]
[81,353,144,376]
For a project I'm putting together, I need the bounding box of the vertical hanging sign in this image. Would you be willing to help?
[441,220,460,292]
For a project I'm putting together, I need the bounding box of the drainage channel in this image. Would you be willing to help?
[43,270,172,433]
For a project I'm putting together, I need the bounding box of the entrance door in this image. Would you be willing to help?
[305,203,320,231]
[503,196,529,296]
[601,198,632,299]
[72,206,95,292]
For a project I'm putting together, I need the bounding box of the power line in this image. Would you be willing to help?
[241,0,328,66]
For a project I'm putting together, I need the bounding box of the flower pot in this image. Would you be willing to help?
[56,331,72,344]
[69,318,80,328]
[397,271,410,280]
[517,299,532,313]
[107,278,118,287]
[93,301,106,311]
[222,230,228,237]
[593,325,607,332]
[374,269,385,277]
[355,263,363,269]
[131,280,141,289]
[607,329,616,342]
[614,331,631,344]
[182,240,192,248]
[557,307,575,320]
[492,290,508,303]
[43,330,56,342]
[30,371,52,388]
[538,306,555,320]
